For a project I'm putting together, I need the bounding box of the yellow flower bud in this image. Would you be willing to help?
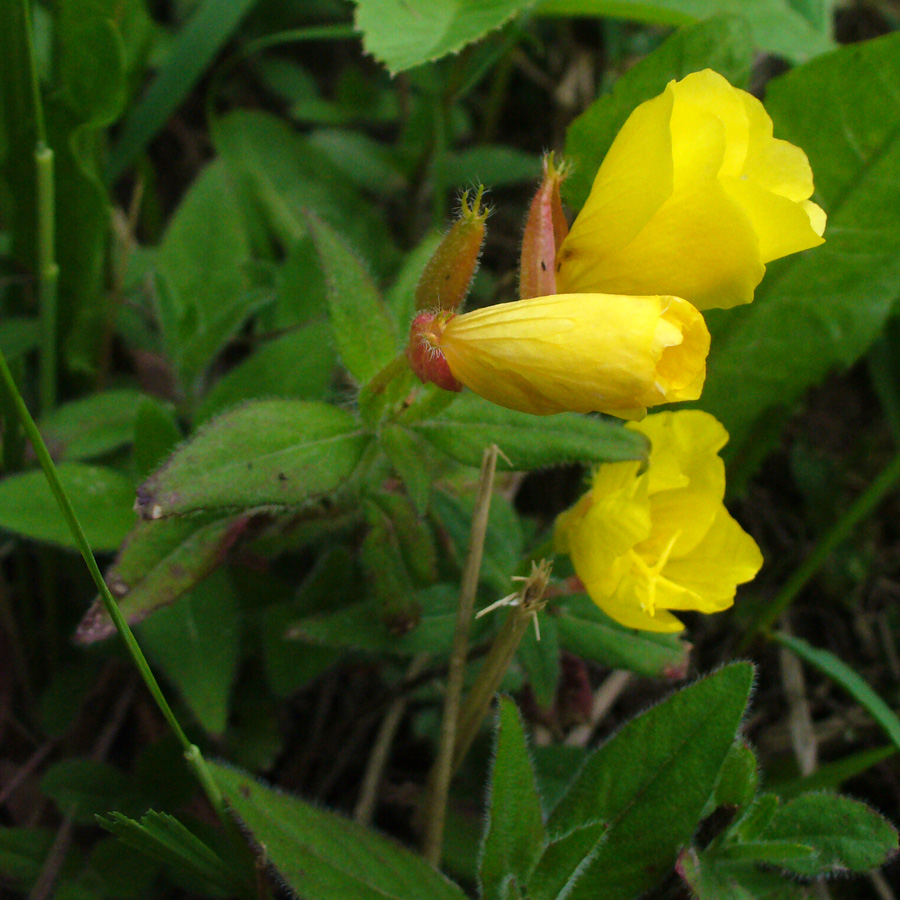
[432,293,709,418]
[557,69,826,310]
[555,410,763,632]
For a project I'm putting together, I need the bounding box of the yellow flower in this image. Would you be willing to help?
[414,292,710,418]
[554,410,763,632]
[556,69,826,311]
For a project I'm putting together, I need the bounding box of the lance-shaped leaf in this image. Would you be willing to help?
[480,698,547,900]
[555,595,689,678]
[74,514,250,644]
[410,393,647,471]
[0,464,135,552]
[208,760,470,900]
[306,213,397,384]
[534,663,754,900]
[758,793,898,876]
[136,400,370,518]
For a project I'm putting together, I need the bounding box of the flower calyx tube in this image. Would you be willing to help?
[519,152,570,300]
[414,186,489,313]
[406,310,463,392]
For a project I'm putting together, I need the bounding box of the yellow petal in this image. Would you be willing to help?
[803,201,827,237]
[740,91,814,201]
[439,293,709,417]
[556,68,825,311]
[721,176,825,263]
[564,474,650,588]
[660,506,764,612]
[564,90,676,257]
[629,411,727,558]
[668,69,748,183]
[594,582,686,632]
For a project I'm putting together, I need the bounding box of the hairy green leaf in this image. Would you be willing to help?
[480,698,547,900]
[208,760,470,900]
[136,400,369,517]
[539,663,754,900]
[412,393,647,471]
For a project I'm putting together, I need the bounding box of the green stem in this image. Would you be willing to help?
[421,444,498,867]
[739,451,900,651]
[36,144,58,411]
[0,349,227,820]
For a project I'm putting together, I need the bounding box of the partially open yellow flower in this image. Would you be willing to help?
[557,69,826,310]
[555,410,763,632]
[409,293,709,418]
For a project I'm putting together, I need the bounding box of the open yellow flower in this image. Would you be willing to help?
[555,410,763,632]
[409,293,709,418]
[556,69,826,310]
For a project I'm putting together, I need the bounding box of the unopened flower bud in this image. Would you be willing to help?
[406,311,463,392]
[519,153,569,300]
[414,187,489,312]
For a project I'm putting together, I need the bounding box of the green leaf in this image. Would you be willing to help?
[0,2,40,271]
[480,698,547,900]
[386,230,443,326]
[444,146,541,187]
[288,583,474,656]
[563,15,755,210]
[74,514,249,644]
[355,0,532,74]
[411,393,648,471]
[208,759,470,900]
[213,109,395,273]
[732,793,780,841]
[678,847,813,900]
[98,811,247,896]
[155,159,255,390]
[261,550,352,696]
[40,758,130,824]
[556,594,689,677]
[58,14,126,124]
[0,318,39,361]
[431,489,524,596]
[760,793,899,875]
[712,741,758,810]
[714,840,817,864]
[39,389,147,460]
[380,425,437,514]
[775,632,900,754]
[136,400,369,518]
[538,662,754,900]
[774,745,895,800]
[306,214,398,384]
[0,828,55,885]
[196,320,337,423]
[0,463,135,551]
[703,32,900,458]
[133,396,182,480]
[109,0,260,179]
[517,616,560,710]
[527,821,608,899]
[361,497,420,633]
[536,1,832,62]
[136,571,240,736]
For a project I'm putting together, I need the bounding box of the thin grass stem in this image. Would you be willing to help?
[421,444,498,866]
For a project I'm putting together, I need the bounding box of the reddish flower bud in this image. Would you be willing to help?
[519,153,570,300]
[406,311,463,392]
[414,187,489,312]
